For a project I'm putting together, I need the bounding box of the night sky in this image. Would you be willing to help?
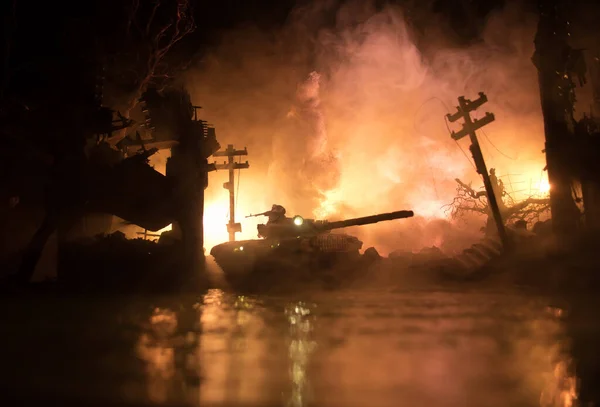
[1,0,515,96]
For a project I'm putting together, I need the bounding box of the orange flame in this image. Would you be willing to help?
[124,3,564,255]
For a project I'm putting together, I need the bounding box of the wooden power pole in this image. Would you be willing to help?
[446,92,511,251]
[212,145,249,242]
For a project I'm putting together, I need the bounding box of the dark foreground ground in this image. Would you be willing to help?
[2,231,600,407]
[2,246,600,407]
[0,286,580,407]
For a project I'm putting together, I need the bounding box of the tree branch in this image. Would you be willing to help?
[107,0,195,147]
[455,178,486,199]
[444,177,551,226]
[145,0,161,36]
[127,0,141,38]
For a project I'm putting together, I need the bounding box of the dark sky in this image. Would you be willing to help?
[2,0,558,114]
[3,0,510,72]
[0,0,515,125]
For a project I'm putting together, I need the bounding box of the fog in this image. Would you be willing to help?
[184,0,549,255]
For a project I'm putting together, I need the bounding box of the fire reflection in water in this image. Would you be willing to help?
[199,289,282,405]
[285,301,318,407]
[539,307,578,407]
[198,290,319,406]
[132,293,579,407]
[135,307,178,403]
[135,305,202,405]
[540,358,578,407]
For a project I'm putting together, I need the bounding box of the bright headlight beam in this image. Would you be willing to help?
[293,216,304,226]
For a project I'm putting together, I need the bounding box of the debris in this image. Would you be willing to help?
[363,247,382,263]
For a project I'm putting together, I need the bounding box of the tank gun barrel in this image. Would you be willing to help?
[322,210,414,231]
[246,211,270,218]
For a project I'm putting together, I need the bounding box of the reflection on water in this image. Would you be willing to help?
[539,308,578,407]
[126,290,583,407]
[285,301,317,407]
[199,289,287,405]
[539,358,577,407]
[135,306,202,404]
[135,308,178,403]
[3,289,593,406]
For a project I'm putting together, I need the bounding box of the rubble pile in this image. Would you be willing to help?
[58,232,194,293]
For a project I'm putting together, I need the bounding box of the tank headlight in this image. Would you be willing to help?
[293,216,304,226]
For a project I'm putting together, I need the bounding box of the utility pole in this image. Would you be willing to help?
[212,145,249,241]
[447,92,511,251]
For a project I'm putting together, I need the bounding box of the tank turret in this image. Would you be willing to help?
[255,210,414,239]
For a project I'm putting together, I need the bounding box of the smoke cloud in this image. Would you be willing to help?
[186,0,549,255]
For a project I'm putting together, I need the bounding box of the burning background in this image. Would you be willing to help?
[169,0,557,256]
[175,0,556,256]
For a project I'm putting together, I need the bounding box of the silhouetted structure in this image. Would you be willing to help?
[533,0,585,236]
[9,50,136,283]
[212,145,250,241]
[140,86,221,273]
[446,92,510,250]
[9,77,219,283]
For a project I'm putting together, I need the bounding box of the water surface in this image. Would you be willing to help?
[0,287,577,407]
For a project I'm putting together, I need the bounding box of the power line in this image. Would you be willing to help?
[480,128,517,160]
[470,110,517,161]
[236,155,241,213]
[479,127,495,160]
[426,96,478,171]
[412,97,444,199]
[444,115,477,171]
[507,173,515,196]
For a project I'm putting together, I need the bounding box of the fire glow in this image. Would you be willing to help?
[125,3,559,256]
[537,177,551,194]
[187,3,554,255]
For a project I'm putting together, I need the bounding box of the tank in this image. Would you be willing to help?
[210,210,414,282]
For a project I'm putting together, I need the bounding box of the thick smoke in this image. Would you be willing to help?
[187,1,548,254]
[268,71,342,213]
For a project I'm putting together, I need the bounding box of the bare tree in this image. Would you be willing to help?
[106,0,196,146]
[443,178,551,226]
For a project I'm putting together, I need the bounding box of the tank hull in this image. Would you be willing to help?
[210,209,414,289]
[210,233,364,287]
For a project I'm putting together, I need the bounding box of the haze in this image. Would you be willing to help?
[155,1,550,255]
